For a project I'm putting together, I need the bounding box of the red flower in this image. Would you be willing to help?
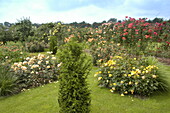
[122,37,126,40]
[148,29,152,33]
[145,35,150,39]
[124,29,127,32]
[128,23,133,28]
[123,32,128,35]
[125,16,128,18]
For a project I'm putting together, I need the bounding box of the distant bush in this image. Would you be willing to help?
[25,41,45,52]
[95,55,169,97]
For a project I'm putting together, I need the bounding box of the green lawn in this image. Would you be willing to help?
[0,66,170,113]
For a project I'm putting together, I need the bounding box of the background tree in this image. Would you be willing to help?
[15,17,32,42]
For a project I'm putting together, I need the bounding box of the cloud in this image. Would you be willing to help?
[0,0,170,24]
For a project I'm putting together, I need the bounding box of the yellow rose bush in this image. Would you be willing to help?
[11,54,60,91]
[95,55,169,97]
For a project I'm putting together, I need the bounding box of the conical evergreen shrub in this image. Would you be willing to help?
[57,41,92,113]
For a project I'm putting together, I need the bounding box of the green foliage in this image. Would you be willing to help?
[57,41,92,113]
[0,65,18,96]
[49,36,58,54]
[25,41,45,52]
[11,54,59,91]
[95,55,169,97]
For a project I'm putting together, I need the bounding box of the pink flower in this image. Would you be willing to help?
[125,16,128,18]
[154,32,158,35]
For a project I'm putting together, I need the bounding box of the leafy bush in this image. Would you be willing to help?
[0,65,18,96]
[57,41,92,113]
[11,54,59,91]
[25,41,45,52]
[95,55,169,97]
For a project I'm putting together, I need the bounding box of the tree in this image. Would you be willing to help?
[152,17,163,23]
[15,17,32,41]
[107,18,117,23]
[57,41,92,113]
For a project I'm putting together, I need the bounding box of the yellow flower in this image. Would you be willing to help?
[132,67,136,69]
[131,71,136,75]
[98,77,102,81]
[109,74,112,77]
[94,74,98,77]
[108,71,110,73]
[124,74,127,77]
[134,58,136,60]
[135,69,141,74]
[110,66,114,69]
[135,82,138,85]
[131,90,134,94]
[124,91,128,94]
[129,81,132,85]
[120,81,124,84]
[128,74,132,77]
[114,56,122,59]
[99,71,102,74]
[117,43,120,46]
[113,83,117,86]
[47,66,50,68]
[121,94,124,96]
[110,89,114,92]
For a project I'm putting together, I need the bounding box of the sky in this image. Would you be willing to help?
[0,0,170,24]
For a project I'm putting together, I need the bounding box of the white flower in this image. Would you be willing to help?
[57,62,62,67]
[23,61,27,65]
[46,61,49,64]
[46,56,50,59]
[142,76,145,79]
[14,63,18,66]
[38,61,42,64]
[51,57,56,60]
[31,64,39,69]
[21,66,27,70]
[26,57,30,60]
[31,71,34,74]
[5,56,8,59]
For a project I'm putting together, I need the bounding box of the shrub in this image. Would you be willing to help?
[0,41,26,63]
[0,65,18,96]
[11,54,59,91]
[95,55,169,97]
[25,41,45,52]
[57,41,92,113]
